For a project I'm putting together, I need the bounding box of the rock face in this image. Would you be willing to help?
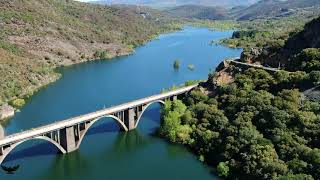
[240,47,262,63]
[0,104,15,121]
[303,86,320,102]
[285,17,320,52]
[259,16,320,68]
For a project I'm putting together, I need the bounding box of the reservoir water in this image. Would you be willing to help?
[0,27,242,179]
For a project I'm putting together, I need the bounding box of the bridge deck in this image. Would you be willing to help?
[0,85,197,146]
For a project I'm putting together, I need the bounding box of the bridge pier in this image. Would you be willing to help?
[0,146,5,164]
[136,105,144,119]
[60,126,78,153]
[124,108,136,131]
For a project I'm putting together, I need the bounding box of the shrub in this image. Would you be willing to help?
[217,162,229,177]
[10,98,26,108]
[94,50,111,60]
[308,71,320,86]
[57,50,63,56]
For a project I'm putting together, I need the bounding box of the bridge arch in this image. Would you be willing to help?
[76,114,128,149]
[134,100,165,128]
[0,136,66,165]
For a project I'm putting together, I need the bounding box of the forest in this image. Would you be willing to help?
[159,17,320,179]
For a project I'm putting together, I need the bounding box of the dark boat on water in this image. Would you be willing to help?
[1,164,20,174]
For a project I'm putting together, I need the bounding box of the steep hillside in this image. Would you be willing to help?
[255,16,320,71]
[219,8,320,50]
[285,17,320,52]
[94,0,320,20]
[166,5,230,20]
[234,0,320,20]
[0,0,179,105]
[159,16,320,180]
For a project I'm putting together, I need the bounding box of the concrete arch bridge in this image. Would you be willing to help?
[0,85,197,164]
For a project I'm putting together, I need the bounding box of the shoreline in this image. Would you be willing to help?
[0,29,181,121]
[0,26,235,122]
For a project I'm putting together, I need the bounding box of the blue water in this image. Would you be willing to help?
[0,27,242,179]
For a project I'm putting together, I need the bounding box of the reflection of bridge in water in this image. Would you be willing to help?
[35,130,150,180]
[0,85,197,164]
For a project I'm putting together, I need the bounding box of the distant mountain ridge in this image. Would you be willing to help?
[93,0,320,21]
[93,0,260,8]
[233,0,320,20]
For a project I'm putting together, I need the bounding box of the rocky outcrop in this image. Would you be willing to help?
[240,47,262,63]
[201,60,240,91]
[0,104,14,121]
[303,86,320,102]
[284,17,320,53]
[259,16,320,68]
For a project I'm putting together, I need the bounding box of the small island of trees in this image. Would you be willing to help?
[173,59,181,69]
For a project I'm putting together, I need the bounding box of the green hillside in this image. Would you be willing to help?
[162,0,320,21]
[166,5,230,20]
[233,0,320,20]
[159,16,320,179]
[0,0,180,105]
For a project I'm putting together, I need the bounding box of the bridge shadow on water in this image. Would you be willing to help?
[3,142,61,165]
[85,105,161,136]
[1,124,120,165]
[2,106,161,166]
[33,129,153,179]
[136,106,162,134]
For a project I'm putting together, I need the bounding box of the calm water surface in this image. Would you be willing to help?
[0,27,242,179]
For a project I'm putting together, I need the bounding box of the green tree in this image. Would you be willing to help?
[10,98,25,108]
[217,162,229,177]
[159,111,181,142]
[159,100,189,143]
[242,144,288,179]
[278,174,314,180]
[173,59,181,69]
[308,71,320,85]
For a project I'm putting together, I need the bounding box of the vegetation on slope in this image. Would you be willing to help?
[231,0,320,21]
[159,16,320,179]
[165,5,230,20]
[161,0,320,22]
[2,0,319,107]
[172,1,320,52]
[0,0,181,105]
[220,8,320,49]
[245,16,320,71]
